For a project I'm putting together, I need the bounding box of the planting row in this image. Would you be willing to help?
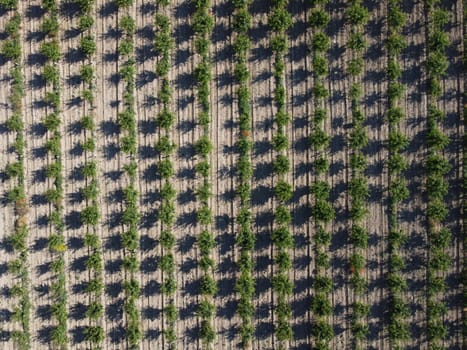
[386,0,411,346]
[192,0,217,346]
[268,0,294,345]
[232,0,255,348]
[424,0,452,347]
[2,1,30,349]
[347,0,370,347]
[154,0,178,347]
[309,1,335,348]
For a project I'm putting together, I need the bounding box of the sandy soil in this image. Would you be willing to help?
[0,0,463,349]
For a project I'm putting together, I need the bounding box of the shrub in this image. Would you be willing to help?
[272,226,293,249]
[6,113,23,132]
[388,131,409,151]
[196,182,211,202]
[268,8,292,32]
[42,17,59,36]
[196,161,210,177]
[80,36,96,57]
[158,159,174,178]
[156,109,174,128]
[86,301,104,320]
[43,64,60,85]
[349,128,368,149]
[82,161,97,177]
[233,8,251,33]
[159,230,175,249]
[121,15,136,34]
[314,157,329,174]
[310,129,330,149]
[273,154,290,175]
[5,162,23,178]
[116,0,133,8]
[271,34,287,54]
[348,57,364,76]
[310,9,330,28]
[40,41,60,62]
[84,326,104,344]
[311,293,332,316]
[387,59,402,80]
[118,39,133,56]
[275,180,292,201]
[192,12,214,35]
[81,205,100,225]
[2,39,21,60]
[387,34,406,55]
[427,51,448,77]
[348,32,365,51]
[200,275,217,295]
[198,300,215,319]
[347,3,369,25]
[312,320,334,341]
[312,200,334,223]
[0,0,18,10]
[195,136,213,156]
[311,32,330,52]
[160,182,176,201]
[275,205,291,224]
[79,15,94,31]
[197,205,212,225]
[199,321,215,343]
[350,225,368,248]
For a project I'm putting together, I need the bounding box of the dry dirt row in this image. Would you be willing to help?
[0,0,464,349]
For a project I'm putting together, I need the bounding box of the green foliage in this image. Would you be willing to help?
[156,109,175,128]
[311,293,332,316]
[348,32,365,51]
[349,128,368,149]
[81,205,100,225]
[311,32,330,52]
[348,57,364,76]
[427,50,448,77]
[5,161,23,178]
[350,225,368,248]
[157,159,174,179]
[273,154,290,175]
[0,0,18,10]
[192,12,214,35]
[347,3,369,25]
[79,15,94,31]
[275,205,291,225]
[200,275,217,295]
[85,326,104,344]
[272,226,293,249]
[2,39,21,60]
[42,17,59,36]
[269,7,292,32]
[312,320,334,341]
[159,230,175,249]
[6,113,23,132]
[40,41,60,62]
[388,131,409,151]
[197,205,212,225]
[275,180,292,202]
[387,34,406,55]
[233,8,251,33]
[121,15,136,34]
[82,161,97,178]
[310,9,330,28]
[199,320,215,343]
[195,136,213,156]
[116,0,133,8]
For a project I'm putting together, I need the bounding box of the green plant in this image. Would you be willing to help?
[79,15,94,31]
[40,41,60,62]
[2,39,21,60]
[81,205,100,226]
[121,15,136,34]
[275,180,292,202]
[42,17,59,36]
[269,7,292,32]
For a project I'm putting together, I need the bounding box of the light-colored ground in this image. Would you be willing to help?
[0,0,463,349]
